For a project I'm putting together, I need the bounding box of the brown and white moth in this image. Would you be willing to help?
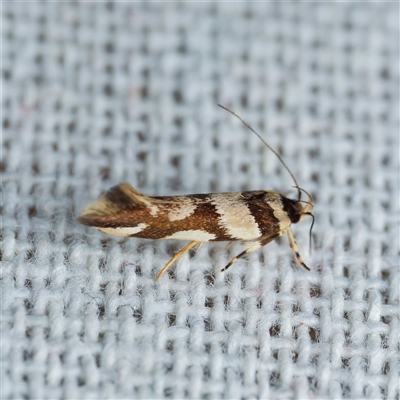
[79,105,314,280]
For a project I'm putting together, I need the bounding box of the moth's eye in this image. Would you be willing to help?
[291,214,301,223]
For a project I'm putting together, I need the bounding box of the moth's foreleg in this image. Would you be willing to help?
[157,241,198,281]
[286,228,310,271]
[221,234,279,272]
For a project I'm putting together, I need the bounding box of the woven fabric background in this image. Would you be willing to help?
[2,3,399,399]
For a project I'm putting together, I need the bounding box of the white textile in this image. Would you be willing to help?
[2,3,399,399]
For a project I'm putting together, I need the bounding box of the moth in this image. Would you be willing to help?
[79,105,314,280]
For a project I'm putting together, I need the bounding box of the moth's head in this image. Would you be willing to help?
[281,188,314,224]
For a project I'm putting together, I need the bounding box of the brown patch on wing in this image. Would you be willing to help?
[241,191,281,237]
[136,195,233,241]
[104,184,149,209]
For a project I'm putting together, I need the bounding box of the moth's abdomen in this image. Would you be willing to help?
[78,184,287,242]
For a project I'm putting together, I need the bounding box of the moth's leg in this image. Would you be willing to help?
[225,241,235,249]
[195,242,204,253]
[221,234,279,272]
[157,241,198,281]
[286,228,310,271]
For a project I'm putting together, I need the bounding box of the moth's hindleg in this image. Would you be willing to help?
[195,242,204,253]
[221,234,279,272]
[220,249,250,272]
[286,228,310,271]
[157,241,198,281]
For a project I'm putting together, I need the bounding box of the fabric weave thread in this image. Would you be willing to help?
[2,3,399,399]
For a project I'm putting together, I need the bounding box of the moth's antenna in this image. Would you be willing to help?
[302,212,315,255]
[218,104,301,200]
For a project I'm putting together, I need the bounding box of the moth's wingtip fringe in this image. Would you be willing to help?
[78,183,146,225]
[106,183,149,208]
[77,214,96,227]
[77,196,112,226]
